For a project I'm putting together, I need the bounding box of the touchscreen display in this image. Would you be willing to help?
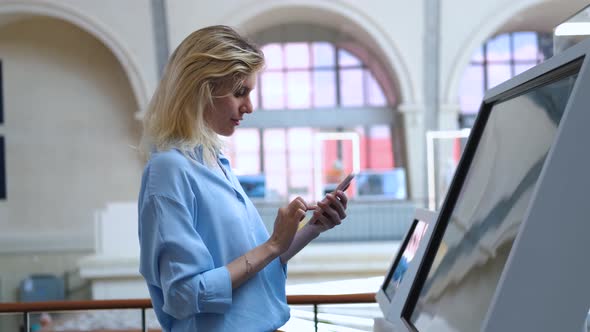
[409,73,578,332]
[383,219,428,300]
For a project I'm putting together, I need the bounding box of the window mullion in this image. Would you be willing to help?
[308,41,314,108]
[510,33,515,77]
[483,43,489,91]
[258,129,264,173]
[282,43,288,109]
[335,46,342,106]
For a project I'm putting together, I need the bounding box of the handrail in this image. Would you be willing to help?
[0,299,152,313]
[0,293,376,313]
[286,293,376,305]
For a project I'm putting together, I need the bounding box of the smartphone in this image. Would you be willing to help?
[335,172,355,192]
[310,173,355,225]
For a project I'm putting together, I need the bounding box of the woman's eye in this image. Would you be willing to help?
[235,88,248,97]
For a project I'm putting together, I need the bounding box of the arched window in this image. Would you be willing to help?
[458,31,553,128]
[224,26,402,202]
[254,42,387,109]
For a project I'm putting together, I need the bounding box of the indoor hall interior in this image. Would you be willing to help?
[0,0,588,331]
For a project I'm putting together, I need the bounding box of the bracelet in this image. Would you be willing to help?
[244,254,252,275]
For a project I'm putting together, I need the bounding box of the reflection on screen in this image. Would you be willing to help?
[383,220,428,301]
[410,73,578,332]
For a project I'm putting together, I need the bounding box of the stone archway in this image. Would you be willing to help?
[0,0,149,111]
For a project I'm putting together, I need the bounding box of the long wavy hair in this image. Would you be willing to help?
[141,25,264,165]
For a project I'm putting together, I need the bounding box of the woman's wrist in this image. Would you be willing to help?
[264,239,283,258]
[304,221,325,236]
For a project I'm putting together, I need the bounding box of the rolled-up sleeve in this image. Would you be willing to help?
[139,194,232,319]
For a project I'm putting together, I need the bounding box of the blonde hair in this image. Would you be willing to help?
[141,25,265,165]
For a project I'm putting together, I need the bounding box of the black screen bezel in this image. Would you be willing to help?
[400,58,584,331]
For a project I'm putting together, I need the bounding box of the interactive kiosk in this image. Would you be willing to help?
[376,208,437,323]
[376,35,590,332]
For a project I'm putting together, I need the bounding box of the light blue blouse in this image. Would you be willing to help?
[138,148,289,332]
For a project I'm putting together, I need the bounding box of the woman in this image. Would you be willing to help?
[138,25,348,331]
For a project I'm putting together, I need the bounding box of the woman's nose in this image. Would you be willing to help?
[241,98,253,114]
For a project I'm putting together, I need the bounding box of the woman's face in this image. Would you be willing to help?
[205,74,256,136]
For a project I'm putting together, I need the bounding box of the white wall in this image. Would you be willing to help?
[0,16,142,251]
[51,0,158,110]
[0,0,159,112]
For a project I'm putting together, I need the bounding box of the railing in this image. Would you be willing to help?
[0,293,376,332]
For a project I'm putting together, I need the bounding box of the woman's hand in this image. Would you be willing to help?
[268,197,314,255]
[308,190,348,233]
[278,191,348,264]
